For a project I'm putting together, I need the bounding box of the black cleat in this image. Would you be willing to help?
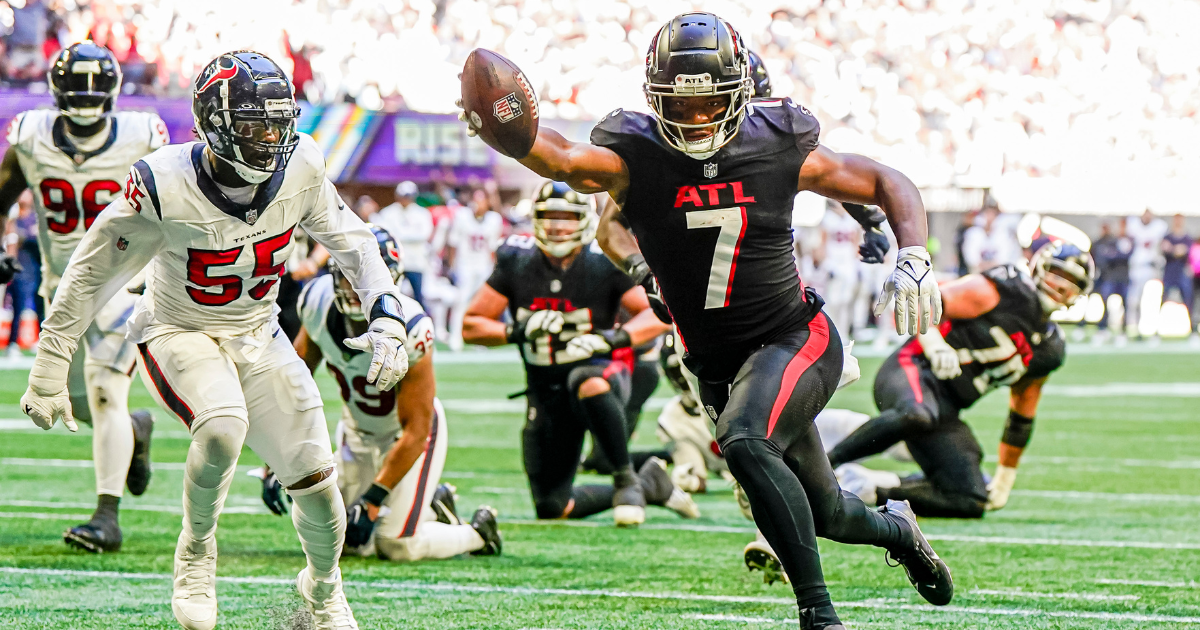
[798,605,843,630]
[64,518,122,553]
[469,506,502,556]
[126,409,154,496]
[430,483,461,525]
[880,499,954,606]
[612,469,646,527]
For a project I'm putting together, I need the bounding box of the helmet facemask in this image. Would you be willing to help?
[1031,243,1095,314]
[646,74,751,159]
[534,201,596,258]
[49,50,121,127]
[330,263,366,321]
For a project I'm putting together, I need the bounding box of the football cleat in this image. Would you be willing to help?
[638,457,699,519]
[297,567,358,630]
[732,480,755,521]
[469,506,502,556]
[63,517,122,553]
[613,469,647,527]
[880,499,954,606]
[744,533,788,585]
[798,604,844,630]
[670,462,707,494]
[172,533,218,630]
[126,409,154,496]
[430,483,462,525]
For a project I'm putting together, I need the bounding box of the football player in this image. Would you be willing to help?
[0,42,167,553]
[278,225,501,560]
[827,243,1095,517]
[19,51,408,630]
[459,14,950,628]
[446,190,503,351]
[463,181,697,526]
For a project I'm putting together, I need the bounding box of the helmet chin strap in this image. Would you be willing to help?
[682,129,726,160]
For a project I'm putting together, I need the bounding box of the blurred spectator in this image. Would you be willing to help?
[1190,236,1200,332]
[373,180,433,310]
[3,0,49,84]
[1126,210,1168,336]
[354,194,379,222]
[1161,214,1192,310]
[1092,221,1133,339]
[953,208,979,276]
[445,189,503,351]
[6,190,40,354]
[960,205,1020,274]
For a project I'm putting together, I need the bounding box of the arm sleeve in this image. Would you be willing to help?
[38,193,164,363]
[301,177,401,316]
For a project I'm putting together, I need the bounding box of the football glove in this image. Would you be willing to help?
[874,246,941,336]
[860,226,891,264]
[918,328,961,380]
[261,470,291,516]
[345,483,390,548]
[0,255,22,284]
[562,328,631,362]
[21,347,75,432]
[621,254,672,324]
[345,316,409,391]
[524,309,565,340]
[455,98,480,138]
[986,464,1018,511]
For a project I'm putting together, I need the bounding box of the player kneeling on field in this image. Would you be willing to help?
[263,226,501,560]
[463,181,696,526]
[827,243,1095,517]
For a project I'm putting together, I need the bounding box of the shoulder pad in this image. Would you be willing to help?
[1027,323,1066,379]
[501,233,537,250]
[590,108,656,148]
[982,264,1040,314]
[405,313,436,365]
[288,133,328,183]
[125,159,163,220]
[147,113,170,148]
[5,110,50,150]
[783,97,820,153]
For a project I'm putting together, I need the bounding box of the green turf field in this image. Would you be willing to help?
[1,347,1199,629]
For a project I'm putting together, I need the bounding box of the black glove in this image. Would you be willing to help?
[0,255,22,284]
[345,483,389,548]
[621,253,672,324]
[262,471,292,516]
[859,226,891,264]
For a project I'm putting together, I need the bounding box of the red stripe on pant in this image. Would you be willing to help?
[766,314,831,438]
[137,343,196,427]
[897,339,924,405]
[400,408,439,537]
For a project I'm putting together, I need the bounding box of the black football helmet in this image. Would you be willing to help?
[1030,242,1095,313]
[658,333,700,414]
[192,51,300,183]
[747,50,771,97]
[48,42,122,126]
[532,180,595,258]
[644,13,752,158]
[331,225,403,321]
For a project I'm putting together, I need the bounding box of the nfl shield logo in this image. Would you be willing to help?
[493,92,523,123]
[245,209,258,225]
[116,237,128,251]
[703,162,718,178]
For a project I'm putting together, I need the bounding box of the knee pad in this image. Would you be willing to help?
[84,365,132,416]
[719,438,776,472]
[533,495,572,520]
[192,415,249,466]
[895,402,937,433]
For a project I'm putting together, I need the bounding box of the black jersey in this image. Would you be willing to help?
[591,98,823,357]
[486,234,636,380]
[935,264,1066,408]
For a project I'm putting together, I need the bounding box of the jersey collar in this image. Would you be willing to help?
[190,143,285,224]
[52,115,118,165]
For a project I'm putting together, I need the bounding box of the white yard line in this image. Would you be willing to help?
[969,589,1139,601]
[1096,578,1200,589]
[0,500,266,515]
[0,567,1194,624]
[1012,489,1200,503]
[0,511,93,520]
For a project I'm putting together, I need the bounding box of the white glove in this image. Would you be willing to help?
[22,349,76,432]
[918,328,961,380]
[562,333,612,362]
[986,464,1018,511]
[345,317,410,391]
[874,246,942,335]
[454,98,480,138]
[524,310,565,340]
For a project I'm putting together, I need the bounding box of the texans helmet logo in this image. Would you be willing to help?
[198,58,240,93]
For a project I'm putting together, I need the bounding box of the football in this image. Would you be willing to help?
[460,48,539,159]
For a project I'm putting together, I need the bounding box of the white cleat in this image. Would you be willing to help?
[297,568,359,630]
[172,533,218,630]
[664,487,700,519]
[613,504,646,527]
[744,532,789,585]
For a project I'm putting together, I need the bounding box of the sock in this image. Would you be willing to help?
[568,485,614,519]
[579,391,631,470]
[289,472,346,582]
[379,522,484,561]
[182,416,246,541]
[93,493,120,523]
[85,365,134,497]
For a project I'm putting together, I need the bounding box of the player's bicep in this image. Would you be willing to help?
[465,282,509,320]
[938,274,1001,319]
[798,146,892,205]
[522,127,628,194]
[0,146,28,210]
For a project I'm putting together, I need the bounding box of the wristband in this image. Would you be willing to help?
[621,253,651,285]
[362,482,390,507]
[599,328,632,350]
[369,294,405,325]
[505,322,521,344]
[1001,410,1034,448]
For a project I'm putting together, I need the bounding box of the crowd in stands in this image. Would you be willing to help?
[3,0,1198,187]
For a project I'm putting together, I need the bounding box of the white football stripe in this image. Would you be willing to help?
[0,511,93,521]
[1096,578,1200,589]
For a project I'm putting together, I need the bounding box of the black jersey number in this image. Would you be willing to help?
[685,207,746,309]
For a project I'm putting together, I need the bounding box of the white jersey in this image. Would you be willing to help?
[1126,217,1168,269]
[5,109,169,291]
[821,210,862,267]
[447,207,502,272]
[299,275,434,436]
[36,133,401,366]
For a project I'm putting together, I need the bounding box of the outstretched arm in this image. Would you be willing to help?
[517,127,630,196]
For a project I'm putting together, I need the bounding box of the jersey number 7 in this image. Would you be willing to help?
[686,207,747,309]
[185,227,294,306]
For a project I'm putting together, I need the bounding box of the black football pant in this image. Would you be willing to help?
[690,312,907,610]
[827,343,987,518]
[523,361,632,519]
[583,352,666,473]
